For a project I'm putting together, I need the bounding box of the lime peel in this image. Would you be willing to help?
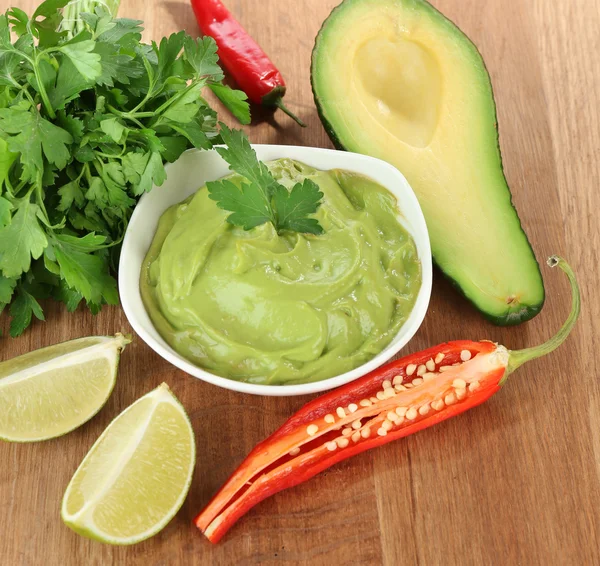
[61,383,196,545]
[0,333,131,442]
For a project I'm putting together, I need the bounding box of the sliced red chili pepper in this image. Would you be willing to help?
[190,0,306,126]
[195,256,579,543]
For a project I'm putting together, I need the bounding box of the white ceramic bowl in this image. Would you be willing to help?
[119,145,432,396]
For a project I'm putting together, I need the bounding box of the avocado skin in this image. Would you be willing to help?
[310,0,545,326]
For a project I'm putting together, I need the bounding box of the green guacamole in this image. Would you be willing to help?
[140,159,421,385]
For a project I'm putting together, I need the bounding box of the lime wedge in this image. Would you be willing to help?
[0,334,130,442]
[61,383,196,545]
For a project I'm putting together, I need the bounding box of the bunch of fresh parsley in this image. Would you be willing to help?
[0,0,251,336]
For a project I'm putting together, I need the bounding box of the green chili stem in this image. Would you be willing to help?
[507,256,580,373]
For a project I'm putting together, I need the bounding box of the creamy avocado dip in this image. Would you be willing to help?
[140,159,421,385]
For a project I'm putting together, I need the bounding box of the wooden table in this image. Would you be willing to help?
[1,0,599,564]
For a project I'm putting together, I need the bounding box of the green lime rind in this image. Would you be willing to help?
[0,334,131,443]
[61,383,196,546]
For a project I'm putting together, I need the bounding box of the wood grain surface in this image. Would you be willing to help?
[1,0,599,564]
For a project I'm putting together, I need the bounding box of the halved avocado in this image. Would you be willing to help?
[311,0,544,325]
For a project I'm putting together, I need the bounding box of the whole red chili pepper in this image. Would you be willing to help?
[191,0,306,127]
[195,256,579,543]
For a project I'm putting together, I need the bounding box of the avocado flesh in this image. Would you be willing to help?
[311,0,545,325]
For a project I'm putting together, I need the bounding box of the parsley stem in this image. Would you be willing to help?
[4,175,16,197]
[153,80,201,117]
[106,104,145,129]
[32,60,56,119]
[35,181,49,219]
[13,179,27,197]
[128,56,156,114]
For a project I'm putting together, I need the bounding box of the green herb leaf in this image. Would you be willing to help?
[54,244,117,305]
[183,35,223,81]
[0,274,16,304]
[158,136,188,162]
[0,196,13,228]
[0,104,73,179]
[56,111,84,141]
[0,200,48,278]
[162,88,202,124]
[55,232,106,250]
[168,119,212,150]
[57,180,85,212]
[208,124,324,234]
[215,124,280,197]
[48,56,93,109]
[32,0,70,19]
[7,8,29,36]
[9,286,45,337]
[0,138,17,188]
[0,52,24,87]
[272,180,324,235]
[60,39,102,82]
[100,117,126,143]
[121,151,148,184]
[209,84,250,125]
[53,278,83,312]
[94,41,143,87]
[135,151,166,195]
[208,178,274,230]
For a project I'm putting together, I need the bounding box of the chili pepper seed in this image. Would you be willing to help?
[426,359,435,371]
[460,350,472,361]
[336,407,346,418]
[406,364,417,376]
[307,424,319,436]
[337,437,349,448]
[348,403,358,413]
[469,381,480,392]
[324,414,335,424]
[419,403,430,416]
[326,441,337,451]
[289,447,300,456]
[377,428,388,437]
[445,392,457,405]
[359,399,372,407]
[435,353,445,364]
[406,407,418,420]
[417,365,426,376]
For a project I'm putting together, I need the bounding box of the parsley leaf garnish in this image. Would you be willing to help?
[208,125,324,234]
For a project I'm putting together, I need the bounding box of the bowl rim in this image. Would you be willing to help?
[119,144,432,396]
